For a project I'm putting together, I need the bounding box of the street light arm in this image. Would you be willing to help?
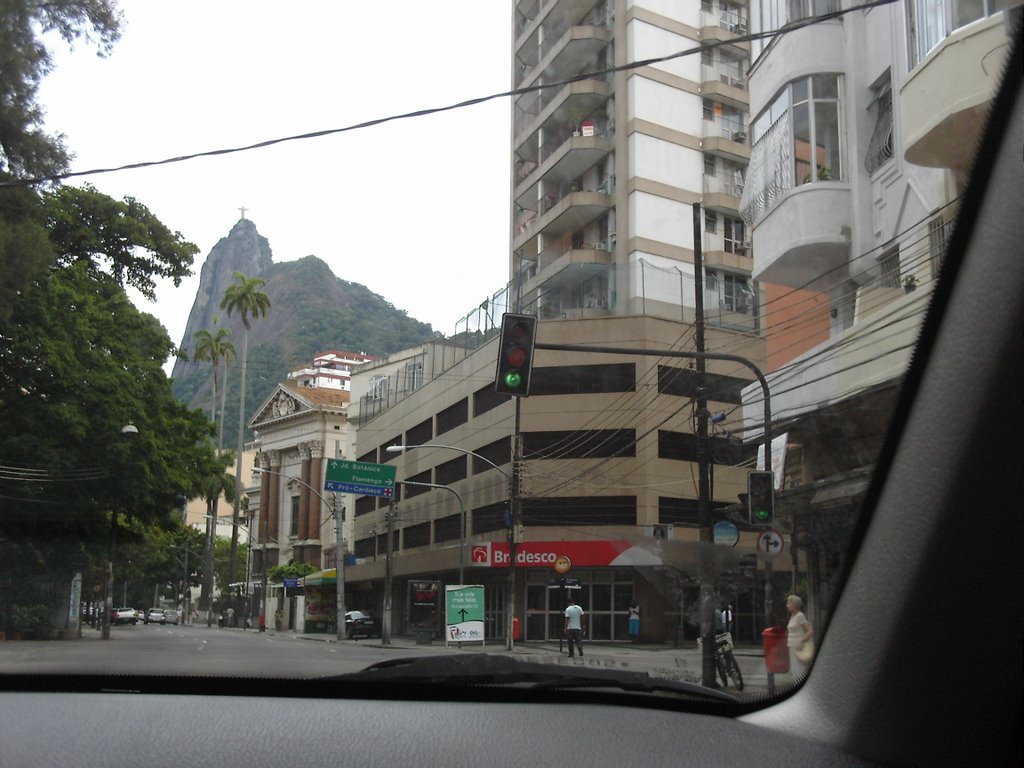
[386,443,512,482]
[253,467,337,513]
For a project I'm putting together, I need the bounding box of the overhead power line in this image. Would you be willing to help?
[0,0,900,189]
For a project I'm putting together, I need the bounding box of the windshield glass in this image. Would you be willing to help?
[0,0,1017,705]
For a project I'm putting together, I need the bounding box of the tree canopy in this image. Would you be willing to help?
[0,0,122,179]
[0,184,216,575]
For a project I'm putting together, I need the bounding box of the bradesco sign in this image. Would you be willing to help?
[471,541,659,569]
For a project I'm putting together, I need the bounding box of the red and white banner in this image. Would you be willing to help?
[469,541,661,570]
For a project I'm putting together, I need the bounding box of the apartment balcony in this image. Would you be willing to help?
[702,173,744,214]
[901,13,1010,175]
[520,244,613,303]
[751,183,852,291]
[514,79,613,161]
[701,65,748,110]
[514,131,613,209]
[517,24,612,90]
[513,190,613,250]
[516,0,610,69]
[701,118,750,163]
[699,8,749,54]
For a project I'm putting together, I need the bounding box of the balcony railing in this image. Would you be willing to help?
[702,64,747,91]
[703,117,749,144]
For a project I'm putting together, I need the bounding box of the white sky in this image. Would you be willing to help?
[38,2,514,355]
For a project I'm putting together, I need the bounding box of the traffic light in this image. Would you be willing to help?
[747,470,775,525]
[494,313,537,396]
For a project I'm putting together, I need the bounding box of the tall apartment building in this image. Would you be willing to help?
[512,0,757,330]
[331,0,789,646]
[737,0,1019,628]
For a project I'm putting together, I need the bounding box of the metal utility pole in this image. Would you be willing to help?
[694,203,718,689]
[333,495,346,642]
[507,400,523,650]
[382,501,395,644]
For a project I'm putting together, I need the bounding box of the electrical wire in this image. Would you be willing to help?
[0,0,901,190]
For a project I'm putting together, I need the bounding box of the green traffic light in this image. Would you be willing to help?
[754,509,769,521]
[504,371,522,389]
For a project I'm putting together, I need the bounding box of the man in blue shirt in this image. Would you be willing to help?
[564,596,585,658]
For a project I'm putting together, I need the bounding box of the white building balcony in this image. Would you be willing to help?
[901,12,1013,176]
[750,183,852,291]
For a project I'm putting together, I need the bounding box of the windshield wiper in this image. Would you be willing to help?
[321,653,736,703]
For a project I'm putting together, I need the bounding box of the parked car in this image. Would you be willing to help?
[146,608,167,625]
[344,610,380,639]
[111,607,137,626]
[163,609,180,626]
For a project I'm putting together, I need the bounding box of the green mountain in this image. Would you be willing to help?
[170,219,436,438]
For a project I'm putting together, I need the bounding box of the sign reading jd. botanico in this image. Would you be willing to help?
[323,459,396,497]
[445,585,485,645]
[470,541,661,569]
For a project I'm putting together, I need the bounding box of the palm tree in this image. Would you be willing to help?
[220,272,270,592]
[192,323,234,445]
[200,459,236,627]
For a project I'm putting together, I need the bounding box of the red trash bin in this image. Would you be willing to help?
[762,626,790,673]
[512,617,521,641]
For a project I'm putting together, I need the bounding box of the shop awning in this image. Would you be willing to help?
[302,569,337,587]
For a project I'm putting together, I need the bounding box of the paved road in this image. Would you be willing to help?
[0,624,791,699]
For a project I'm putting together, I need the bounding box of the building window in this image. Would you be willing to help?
[908,0,1008,66]
[928,213,953,276]
[705,209,719,234]
[704,154,717,176]
[878,245,902,288]
[724,216,746,253]
[290,496,300,537]
[742,74,843,226]
[522,430,636,460]
[865,72,894,174]
[436,398,468,436]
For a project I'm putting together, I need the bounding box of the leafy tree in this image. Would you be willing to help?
[219,272,270,590]
[0,178,53,324]
[0,0,122,179]
[0,186,220,637]
[43,184,197,299]
[267,562,318,583]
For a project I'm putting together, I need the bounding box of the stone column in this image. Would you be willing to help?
[306,441,325,567]
[268,450,282,564]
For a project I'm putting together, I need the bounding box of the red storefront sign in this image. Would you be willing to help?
[469,541,656,569]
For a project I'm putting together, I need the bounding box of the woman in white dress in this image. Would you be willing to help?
[786,594,814,678]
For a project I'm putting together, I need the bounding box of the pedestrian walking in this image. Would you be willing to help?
[564,596,585,658]
[786,594,815,678]
[628,599,641,642]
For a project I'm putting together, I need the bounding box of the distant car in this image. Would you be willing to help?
[111,607,137,626]
[344,610,380,639]
[134,609,146,623]
[146,608,167,625]
[163,609,180,625]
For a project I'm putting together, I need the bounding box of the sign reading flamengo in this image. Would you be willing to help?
[324,459,397,497]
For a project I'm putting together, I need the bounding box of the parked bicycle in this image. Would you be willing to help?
[699,631,744,690]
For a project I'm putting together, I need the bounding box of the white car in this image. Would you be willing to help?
[111,608,137,626]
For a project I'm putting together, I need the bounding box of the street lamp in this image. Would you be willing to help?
[253,467,345,641]
[102,423,139,640]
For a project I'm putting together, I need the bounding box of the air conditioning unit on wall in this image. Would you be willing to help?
[646,524,674,540]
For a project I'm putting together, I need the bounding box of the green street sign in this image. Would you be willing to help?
[324,459,397,498]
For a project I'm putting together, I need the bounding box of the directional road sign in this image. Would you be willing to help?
[757,529,785,557]
[445,585,485,644]
[324,459,396,497]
